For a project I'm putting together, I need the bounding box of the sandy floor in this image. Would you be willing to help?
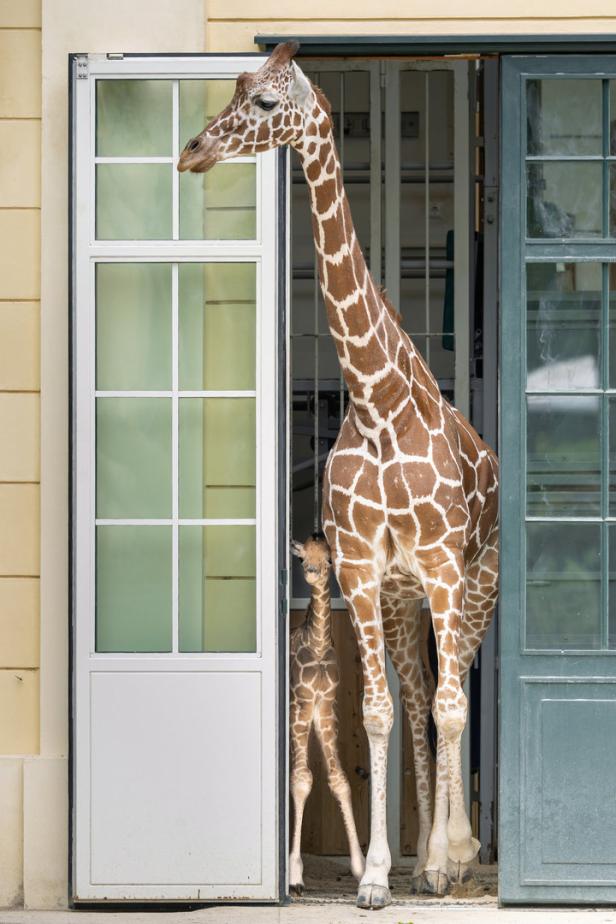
[295,854,498,905]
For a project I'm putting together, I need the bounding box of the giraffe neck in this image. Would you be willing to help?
[295,104,436,430]
[306,579,332,660]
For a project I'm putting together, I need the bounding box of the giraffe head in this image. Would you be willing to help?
[177,41,322,174]
[291,533,332,587]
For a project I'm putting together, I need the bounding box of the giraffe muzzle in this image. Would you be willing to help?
[177,135,221,174]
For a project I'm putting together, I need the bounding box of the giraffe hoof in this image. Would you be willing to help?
[423,868,449,895]
[289,883,304,897]
[356,884,392,909]
[410,874,426,894]
[447,858,475,885]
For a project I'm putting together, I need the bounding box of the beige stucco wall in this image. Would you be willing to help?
[205,0,616,50]
[2,0,616,910]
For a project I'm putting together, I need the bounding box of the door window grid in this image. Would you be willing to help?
[524,76,616,650]
[94,261,258,654]
[93,77,258,243]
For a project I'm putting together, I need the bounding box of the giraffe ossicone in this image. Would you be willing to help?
[178,42,499,908]
[288,534,365,894]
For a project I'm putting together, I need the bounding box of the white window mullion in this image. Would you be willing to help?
[172,262,179,653]
[172,80,179,241]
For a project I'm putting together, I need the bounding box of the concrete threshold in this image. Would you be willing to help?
[2,905,616,924]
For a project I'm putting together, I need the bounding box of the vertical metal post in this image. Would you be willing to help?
[453,61,472,817]
[384,60,402,863]
[370,63,383,288]
[425,73,431,367]
[479,56,500,864]
[339,72,346,425]
[313,74,321,533]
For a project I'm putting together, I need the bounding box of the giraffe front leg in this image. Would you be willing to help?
[422,551,479,893]
[289,699,314,895]
[339,568,392,910]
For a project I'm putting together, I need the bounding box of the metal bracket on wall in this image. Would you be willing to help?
[75,56,88,79]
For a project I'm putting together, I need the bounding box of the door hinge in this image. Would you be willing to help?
[75,56,88,79]
[279,568,288,619]
[380,62,387,89]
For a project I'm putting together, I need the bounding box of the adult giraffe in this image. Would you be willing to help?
[178,41,499,909]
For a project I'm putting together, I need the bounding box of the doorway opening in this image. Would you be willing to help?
[288,55,500,896]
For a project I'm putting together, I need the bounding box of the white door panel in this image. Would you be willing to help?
[72,54,283,901]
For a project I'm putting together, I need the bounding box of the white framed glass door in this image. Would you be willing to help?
[71,54,283,901]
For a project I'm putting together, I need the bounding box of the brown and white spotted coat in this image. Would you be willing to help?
[178,41,499,909]
[288,534,364,893]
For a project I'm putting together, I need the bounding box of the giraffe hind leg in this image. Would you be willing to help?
[289,697,315,895]
[313,697,365,881]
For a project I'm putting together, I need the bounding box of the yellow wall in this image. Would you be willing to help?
[205,0,616,51]
[0,0,41,761]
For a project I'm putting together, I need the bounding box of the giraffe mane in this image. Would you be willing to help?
[378,286,403,325]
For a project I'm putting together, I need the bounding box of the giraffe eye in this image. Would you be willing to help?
[254,96,278,112]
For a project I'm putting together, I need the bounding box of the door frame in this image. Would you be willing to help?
[500,53,616,904]
[69,52,287,902]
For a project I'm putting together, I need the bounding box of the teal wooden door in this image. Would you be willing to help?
[500,55,616,904]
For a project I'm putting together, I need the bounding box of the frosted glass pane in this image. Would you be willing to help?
[96,80,172,156]
[179,398,255,518]
[527,79,602,156]
[526,262,601,391]
[96,164,172,239]
[179,525,256,652]
[179,79,236,145]
[526,523,601,650]
[180,164,256,240]
[526,395,600,517]
[178,263,256,390]
[97,398,171,518]
[527,163,602,239]
[96,526,171,652]
[96,263,171,390]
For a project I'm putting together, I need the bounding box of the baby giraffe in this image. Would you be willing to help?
[289,533,365,894]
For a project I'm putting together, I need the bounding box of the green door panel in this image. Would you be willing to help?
[500,55,616,905]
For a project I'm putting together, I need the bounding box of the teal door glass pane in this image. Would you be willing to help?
[179,164,256,240]
[178,263,256,390]
[610,281,616,386]
[179,79,236,145]
[179,525,256,652]
[96,164,172,239]
[96,526,172,652]
[609,399,616,515]
[526,522,601,650]
[526,395,600,517]
[609,526,616,648]
[179,398,256,518]
[96,80,172,156]
[610,164,616,237]
[526,79,602,156]
[527,163,602,239]
[96,263,172,390]
[96,398,171,518]
[526,263,601,391]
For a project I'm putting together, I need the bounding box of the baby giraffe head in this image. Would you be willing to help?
[291,532,332,587]
[177,40,325,174]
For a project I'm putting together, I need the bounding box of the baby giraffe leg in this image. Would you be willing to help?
[289,698,314,894]
[314,699,365,880]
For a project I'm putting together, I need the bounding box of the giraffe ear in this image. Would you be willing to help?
[289,62,313,108]
[290,539,305,559]
[268,40,300,68]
